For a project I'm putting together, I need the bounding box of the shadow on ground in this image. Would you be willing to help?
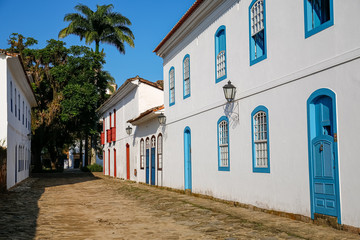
[0,169,96,239]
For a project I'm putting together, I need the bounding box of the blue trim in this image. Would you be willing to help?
[251,105,270,173]
[214,25,227,83]
[249,0,267,66]
[307,88,341,224]
[217,116,230,171]
[183,54,191,99]
[184,127,192,190]
[169,67,175,107]
[304,0,334,38]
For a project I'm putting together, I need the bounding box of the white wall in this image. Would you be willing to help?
[161,0,360,228]
[3,57,32,189]
[101,80,164,184]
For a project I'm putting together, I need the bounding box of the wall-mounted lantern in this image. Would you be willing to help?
[126,125,133,135]
[158,113,166,125]
[223,80,236,102]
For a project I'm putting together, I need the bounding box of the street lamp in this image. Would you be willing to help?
[158,113,166,125]
[126,125,132,135]
[223,80,236,102]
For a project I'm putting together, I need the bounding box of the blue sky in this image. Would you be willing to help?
[0,0,194,87]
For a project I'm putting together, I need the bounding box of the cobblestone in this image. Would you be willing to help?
[0,170,358,239]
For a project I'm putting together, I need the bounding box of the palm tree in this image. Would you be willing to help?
[59,4,134,54]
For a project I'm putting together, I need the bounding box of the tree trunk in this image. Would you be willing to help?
[95,41,100,54]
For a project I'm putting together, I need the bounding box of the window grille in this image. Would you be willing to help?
[251,0,264,37]
[146,138,150,149]
[157,134,163,170]
[151,136,156,148]
[184,57,190,96]
[217,51,226,79]
[254,111,268,168]
[140,139,144,169]
[219,120,229,167]
[169,68,175,104]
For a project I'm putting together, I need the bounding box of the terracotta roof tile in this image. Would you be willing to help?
[127,105,164,124]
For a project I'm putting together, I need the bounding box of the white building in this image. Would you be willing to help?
[98,76,163,184]
[0,50,37,189]
[154,0,360,229]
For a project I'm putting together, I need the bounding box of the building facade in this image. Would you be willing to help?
[98,76,163,184]
[0,51,37,189]
[154,0,360,228]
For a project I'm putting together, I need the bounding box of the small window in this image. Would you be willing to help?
[18,94,20,121]
[10,81,13,113]
[215,26,227,83]
[26,106,28,128]
[157,134,163,170]
[183,55,190,99]
[169,67,175,106]
[251,106,270,173]
[304,0,333,38]
[151,136,156,148]
[140,139,144,169]
[217,116,230,171]
[146,138,150,151]
[22,101,24,125]
[249,0,267,65]
[15,88,17,117]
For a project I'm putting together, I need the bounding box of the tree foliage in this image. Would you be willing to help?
[7,34,112,170]
[58,4,135,54]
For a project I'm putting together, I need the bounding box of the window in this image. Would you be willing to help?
[26,106,28,128]
[157,134,163,170]
[22,101,24,125]
[251,106,270,173]
[169,67,175,106]
[215,26,227,83]
[249,0,267,65]
[304,0,333,38]
[140,139,144,169]
[10,81,13,113]
[15,88,17,117]
[151,136,156,148]
[217,116,230,171]
[18,94,20,121]
[183,55,190,99]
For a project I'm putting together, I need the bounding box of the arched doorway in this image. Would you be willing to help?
[307,88,341,223]
[184,127,192,191]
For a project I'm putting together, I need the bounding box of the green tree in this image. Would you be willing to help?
[7,34,113,171]
[58,3,135,54]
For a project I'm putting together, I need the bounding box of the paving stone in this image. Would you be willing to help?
[0,171,359,239]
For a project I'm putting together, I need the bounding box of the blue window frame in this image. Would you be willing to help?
[249,0,267,66]
[217,116,230,171]
[304,0,333,38]
[169,67,175,106]
[215,26,227,83]
[183,54,190,99]
[251,106,270,173]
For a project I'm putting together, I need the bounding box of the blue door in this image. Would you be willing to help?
[184,127,192,191]
[151,147,155,185]
[307,89,340,223]
[146,148,149,184]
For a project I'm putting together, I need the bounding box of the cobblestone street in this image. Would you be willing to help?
[0,170,358,240]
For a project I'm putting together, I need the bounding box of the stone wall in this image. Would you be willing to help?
[0,147,7,192]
